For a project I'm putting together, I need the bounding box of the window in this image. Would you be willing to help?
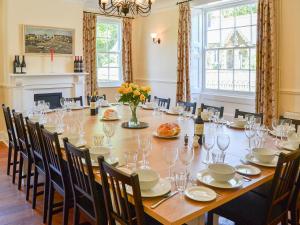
[96,17,122,87]
[191,1,257,95]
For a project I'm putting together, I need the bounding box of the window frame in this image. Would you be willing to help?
[96,16,123,88]
[192,0,257,98]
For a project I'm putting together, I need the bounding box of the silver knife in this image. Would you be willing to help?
[150,191,179,209]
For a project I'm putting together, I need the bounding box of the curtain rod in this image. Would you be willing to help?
[83,11,134,19]
[176,0,192,5]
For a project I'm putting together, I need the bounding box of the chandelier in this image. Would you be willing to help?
[98,0,153,17]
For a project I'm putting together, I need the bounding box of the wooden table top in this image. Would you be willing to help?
[51,106,277,225]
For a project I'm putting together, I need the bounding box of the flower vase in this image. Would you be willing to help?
[128,103,140,128]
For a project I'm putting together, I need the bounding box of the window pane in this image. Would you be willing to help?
[206,70,218,89]
[236,27,251,47]
[235,5,251,27]
[221,28,235,47]
[207,30,220,48]
[250,71,256,92]
[234,48,249,69]
[207,10,220,30]
[250,48,256,70]
[206,50,218,69]
[97,53,109,67]
[251,4,258,25]
[97,68,109,80]
[96,38,108,52]
[109,54,119,67]
[251,26,257,45]
[96,23,107,38]
[221,8,234,28]
[107,23,118,39]
[219,70,233,90]
[109,68,120,81]
[234,70,250,91]
[219,49,233,69]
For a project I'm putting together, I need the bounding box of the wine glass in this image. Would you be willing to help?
[244,125,255,153]
[245,114,255,126]
[138,135,152,168]
[163,147,178,181]
[114,93,121,104]
[103,123,116,148]
[178,144,194,173]
[217,134,230,153]
[202,134,215,164]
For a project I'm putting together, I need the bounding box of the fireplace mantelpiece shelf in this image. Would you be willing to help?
[10,72,87,77]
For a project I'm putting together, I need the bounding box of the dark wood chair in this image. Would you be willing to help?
[87,94,106,105]
[147,95,151,102]
[177,101,197,114]
[12,111,34,201]
[2,104,19,183]
[26,119,49,223]
[63,138,107,225]
[290,170,300,225]
[200,103,224,118]
[207,151,300,225]
[98,156,162,225]
[63,96,83,106]
[235,109,263,124]
[279,115,300,132]
[154,96,171,110]
[40,128,73,225]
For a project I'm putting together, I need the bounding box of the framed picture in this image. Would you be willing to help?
[23,25,75,55]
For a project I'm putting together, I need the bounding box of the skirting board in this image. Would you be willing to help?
[0,131,8,146]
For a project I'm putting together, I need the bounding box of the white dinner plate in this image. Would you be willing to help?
[185,186,217,202]
[269,130,288,138]
[226,122,245,129]
[197,169,244,189]
[152,132,180,139]
[100,116,121,121]
[235,164,261,176]
[126,178,172,198]
[277,141,299,151]
[142,105,155,110]
[244,153,278,168]
[165,110,181,115]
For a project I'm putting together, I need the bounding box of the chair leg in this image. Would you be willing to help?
[6,144,13,175]
[25,160,32,201]
[17,155,23,190]
[281,213,288,225]
[291,208,299,225]
[43,175,49,224]
[32,167,38,209]
[207,212,214,225]
[12,149,19,184]
[73,205,80,225]
[62,196,70,225]
[47,184,54,225]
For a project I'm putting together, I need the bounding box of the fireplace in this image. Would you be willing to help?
[34,92,62,109]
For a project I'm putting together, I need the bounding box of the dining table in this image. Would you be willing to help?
[47,104,280,225]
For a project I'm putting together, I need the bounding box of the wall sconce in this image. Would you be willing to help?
[150,33,161,44]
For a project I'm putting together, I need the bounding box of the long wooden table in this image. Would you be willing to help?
[51,105,277,225]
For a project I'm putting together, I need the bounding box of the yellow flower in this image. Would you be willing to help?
[140,94,145,101]
[133,90,140,96]
[117,87,124,94]
[122,82,129,88]
[140,86,147,92]
[127,87,133,93]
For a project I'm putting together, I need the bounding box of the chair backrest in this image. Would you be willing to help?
[154,96,171,109]
[290,168,300,214]
[87,94,106,105]
[279,116,300,132]
[64,96,83,106]
[40,128,68,189]
[177,101,197,114]
[201,103,224,118]
[63,138,104,223]
[12,111,31,158]
[2,104,18,149]
[98,156,145,225]
[265,151,300,224]
[235,109,263,124]
[147,95,151,102]
[25,119,48,173]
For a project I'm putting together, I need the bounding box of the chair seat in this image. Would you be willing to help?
[213,192,284,225]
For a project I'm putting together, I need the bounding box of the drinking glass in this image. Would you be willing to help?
[153,98,160,117]
[244,125,255,153]
[163,147,178,181]
[103,123,116,148]
[178,144,194,173]
[138,135,152,168]
[217,134,230,154]
[60,98,65,108]
[272,119,282,144]
[174,171,189,194]
[176,102,185,120]
[94,135,104,147]
[212,149,226,164]
[124,149,138,171]
[245,114,255,126]
[202,134,215,164]
[54,108,65,133]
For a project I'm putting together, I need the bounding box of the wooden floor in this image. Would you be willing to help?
[0,142,233,225]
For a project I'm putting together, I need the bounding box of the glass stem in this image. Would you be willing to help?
[169,165,172,178]
[206,150,210,163]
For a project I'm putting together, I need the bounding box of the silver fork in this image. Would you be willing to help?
[150,191,179,209]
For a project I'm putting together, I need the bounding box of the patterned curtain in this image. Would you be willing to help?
[256,0,278,126]
[83,12,97,96]
[176,2,191,102]
[122,18,133,83]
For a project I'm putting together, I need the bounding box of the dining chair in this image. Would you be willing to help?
[147,94,151,102]
[63,96,83,106]
[63,138,107,225]
[290,170,300,225]
[26,119,49,223]
[279,115,300,132]
[207,151,300,225]
[40,128,73,225]
[200,103,224,118]
[177,101,197,114]
[2,104,19,183]
[97,156,162,225]
[87,94,106,105]
[12,111,34,200]
[154,96,171,110]
[234,109,263,124]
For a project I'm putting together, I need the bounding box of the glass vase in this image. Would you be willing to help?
[129,103,140,128]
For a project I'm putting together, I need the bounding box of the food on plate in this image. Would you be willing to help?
[103,109,118,119]
[157,123,181,137]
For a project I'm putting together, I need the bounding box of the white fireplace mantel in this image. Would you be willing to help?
[8,72,87,112]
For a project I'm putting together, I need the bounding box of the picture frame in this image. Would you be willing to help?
[23,25,75,55]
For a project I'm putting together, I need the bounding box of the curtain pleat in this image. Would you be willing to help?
[122,18,133,83]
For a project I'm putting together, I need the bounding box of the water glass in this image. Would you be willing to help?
[212,149,226,164]
[202,134,215,164]
[124,149,138,171]
[163,147,178,181]
[178,144,194,173]
[103,123,116,147]
[138,135,152,168]
[174,171,189,194]
[94,135,104,147]
[244,125,255,152]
